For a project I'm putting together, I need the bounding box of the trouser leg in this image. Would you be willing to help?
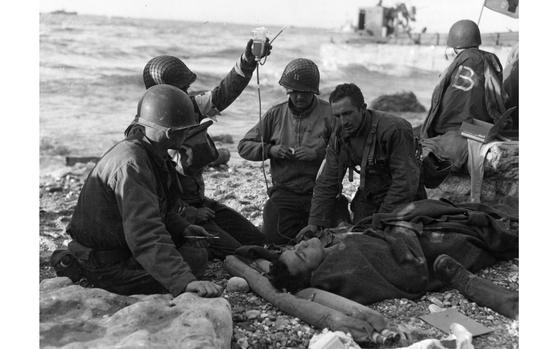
[81,243,208,296]
[205,199,265,246]
[332,195,352,225]
[459,275,519,319]
[262,190,311,245]
[434,254,519,319]
[202,219,244,260]
[350,190,381,224]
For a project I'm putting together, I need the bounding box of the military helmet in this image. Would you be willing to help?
[279,58,320,94]
[136,85,197,130]
[447,19,481,49]
[143,55,197,90]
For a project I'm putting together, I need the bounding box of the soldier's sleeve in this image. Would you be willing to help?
[111,161,196,297]
[194,53,256,118]
[165,209,192,242]
[237,110,274,161]
[378,125,420,213]
[315,113,336,160]
[308,136,345,227]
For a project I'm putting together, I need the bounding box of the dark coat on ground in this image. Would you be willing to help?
[309,199,518,305]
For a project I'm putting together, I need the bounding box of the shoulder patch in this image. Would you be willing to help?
[452,65,477,91]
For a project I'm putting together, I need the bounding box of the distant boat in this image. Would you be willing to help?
[50,10,78,15]
[340,4,517,47]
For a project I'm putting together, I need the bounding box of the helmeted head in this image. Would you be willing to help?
[447,19,481,49]
[143,55,197,91]
[136,84,197,131]
[279,58,320,95]
[329,83,367,137]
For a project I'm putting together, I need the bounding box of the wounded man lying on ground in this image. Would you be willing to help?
[237,199,519,319]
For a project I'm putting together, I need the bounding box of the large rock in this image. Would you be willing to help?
[40,277,232,349]
[426,142,518,205]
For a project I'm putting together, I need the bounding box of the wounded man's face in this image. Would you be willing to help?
[278,238,325,276]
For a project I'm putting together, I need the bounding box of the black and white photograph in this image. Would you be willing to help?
[7,0,545,347]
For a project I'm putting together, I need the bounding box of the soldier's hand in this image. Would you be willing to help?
[244,38,272,62]
[293,146,316,161]
[269,145,294,159]
[296,224,319,242]
[185,280,223,297]
[184,224,211,237]
[195,207,215,222]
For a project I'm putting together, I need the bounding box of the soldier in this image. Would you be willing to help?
[419,19,509,180]
[298,83,425,237]
[140,38,272,258]
[66,85,222,297]
[238,58,345,244]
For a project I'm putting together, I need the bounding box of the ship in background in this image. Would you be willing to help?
[340,1,518,47]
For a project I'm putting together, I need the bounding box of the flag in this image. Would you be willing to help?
[484,0,519,18]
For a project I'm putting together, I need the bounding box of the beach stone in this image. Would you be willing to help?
[226,276,250,293]
[369,91,426,113]
[426,142,518,205]
[40,277,233,348]
[245,310,260,319]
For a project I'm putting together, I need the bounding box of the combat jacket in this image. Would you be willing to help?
[420,48,506,138]
[68,130,195,296]
[170,53,258,204]
[309,110,421,227]
[238,97,334,195]
[190,53,259,121]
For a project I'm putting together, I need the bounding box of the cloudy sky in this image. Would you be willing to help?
[40,0,519,33]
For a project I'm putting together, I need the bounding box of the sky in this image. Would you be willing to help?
[39,0,519,33]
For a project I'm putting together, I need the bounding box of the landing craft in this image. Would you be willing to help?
[337,1,518,47]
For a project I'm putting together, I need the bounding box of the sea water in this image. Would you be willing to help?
[40,13,512,172]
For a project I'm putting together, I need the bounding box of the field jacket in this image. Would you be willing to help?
[68,130,195,296]
[420,48,506,138]
[238,97,334,195]
[309,110,421,227]
[190,53,258,121]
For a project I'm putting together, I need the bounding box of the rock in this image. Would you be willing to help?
[227,276,250,293]
[245,310,260,319]
[369,91,426,113]
[40,277,232,348]
[427,296,444,308]
[428,304,445,313]
[39,276,74,292]
[426,142,518,205]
